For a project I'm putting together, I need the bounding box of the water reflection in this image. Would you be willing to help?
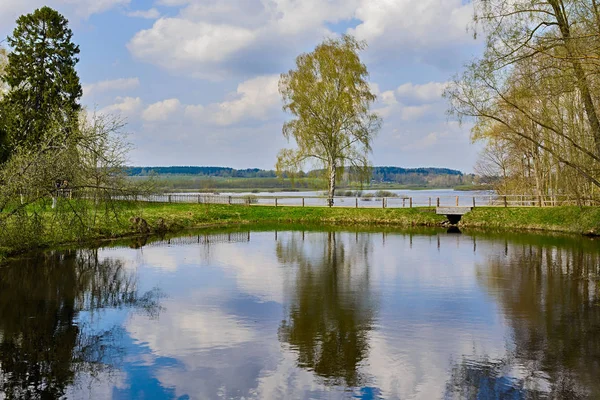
[467,241,600,399]
[0,250,161,399]
[1,229,600,399]
[277,232,377,387]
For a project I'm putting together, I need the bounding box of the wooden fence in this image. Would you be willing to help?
[109,193,599,209]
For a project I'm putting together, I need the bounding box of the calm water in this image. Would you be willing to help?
[171,189,492,208]
[0,227,599,399]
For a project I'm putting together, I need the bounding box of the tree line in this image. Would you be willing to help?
[446,0,600,202]
[128,165,463,180]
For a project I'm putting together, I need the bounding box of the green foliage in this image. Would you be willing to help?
[127,166,279,178]
[277,35,381,203]
[0,112,141,254]
[446,0,600,198]
[0,6,82,154]
[373,190,398,198]
[128,166,468,191]
[462,206,600,235]
[0,46,7,95]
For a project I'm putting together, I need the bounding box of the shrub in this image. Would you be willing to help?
[374,190,398,198]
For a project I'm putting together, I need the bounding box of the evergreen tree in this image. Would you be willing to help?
[0,6,82,159]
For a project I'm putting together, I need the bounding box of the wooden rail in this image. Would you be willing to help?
[104,193,600,209]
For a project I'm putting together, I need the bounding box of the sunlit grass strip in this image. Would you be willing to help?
[461,206,600,235]
[2,203,599,262]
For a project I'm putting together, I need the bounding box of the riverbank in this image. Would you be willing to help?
[1,204,598,262]
[133,203,444,232]
[131,203,600,236]
[461,206,600,236]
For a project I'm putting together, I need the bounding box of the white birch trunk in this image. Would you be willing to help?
[328,161,337,207]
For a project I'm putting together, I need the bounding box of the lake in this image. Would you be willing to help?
[0,227,598,399]
[170,189,494,207]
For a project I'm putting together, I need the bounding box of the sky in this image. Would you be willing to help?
[0,0,483,172]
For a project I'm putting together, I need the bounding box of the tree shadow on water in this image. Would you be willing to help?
[276,231,377,388]
[445,241,600,399]
[0,249,163,399]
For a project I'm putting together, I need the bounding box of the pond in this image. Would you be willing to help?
[0,227,598,399]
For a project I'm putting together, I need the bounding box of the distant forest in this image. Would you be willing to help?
[126,166,471,191]
[127,166,463,179]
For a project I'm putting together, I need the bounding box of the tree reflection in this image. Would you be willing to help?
[0,249,162,399]
[277,231,376,387]
[447,241,600,399]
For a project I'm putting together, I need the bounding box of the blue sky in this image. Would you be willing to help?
[0,0,483,171]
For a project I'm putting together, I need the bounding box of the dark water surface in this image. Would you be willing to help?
[0,227,599,399]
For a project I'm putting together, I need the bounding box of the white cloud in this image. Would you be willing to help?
[128,18,257,78]
[400,105,432,121]
[0,0,129,32]
[185,75,280,126]
[400,132,439,151]
[374,81,448,122]
[99,96,143,117]
[351,0,473,49]
[396,82,449,103]
[127,305,256,357]
[126,8,160,19]
[66,0,130,17]
[83,77,140,97]
[142,98,181,122]
[126,0,475,78]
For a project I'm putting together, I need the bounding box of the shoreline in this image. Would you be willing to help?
[1,204,598,262]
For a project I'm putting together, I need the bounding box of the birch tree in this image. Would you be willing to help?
[277,35,381,206]
[446,0,600,199]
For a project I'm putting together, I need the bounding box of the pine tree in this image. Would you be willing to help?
[0,6,82,157]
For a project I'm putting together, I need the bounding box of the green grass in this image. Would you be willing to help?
[92,203,600,241]
[454,184,494,191]
[2,203,600,262]
[461,206,600,235]
[133,203,444,232]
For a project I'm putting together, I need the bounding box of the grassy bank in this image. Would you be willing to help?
[134,204,600,236]
[461,206,600,235]
[2,203,599,262]
[133,203,444,232]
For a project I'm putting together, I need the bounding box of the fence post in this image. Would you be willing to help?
[456,196,459,206]
[168,195,172,203]
[436,197,440,207]
[382,198,385,209]
[410,197,413,208]
[356,197,358,208]
[198,195,201,204]
[504,196,508,208]
[472,197,476,208]
[302,197,305,207]
[228,196,232,205]
[275,197,278,207]
[403,198,406,208]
